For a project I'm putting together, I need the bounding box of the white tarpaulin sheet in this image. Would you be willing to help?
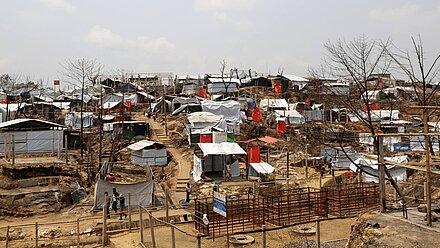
[201,100,240,123]
[410,136,440,151]
[0,130,63,154]
[65,112,94,130]
[93,179,154,210]
[274,110,305,124]
[198,142,246,157]
[349,156,408,183]
[193,155,203,182]
[212,131,227,143]
[259,99,288,111]
[249,162,275,176]
[131,149,167,166]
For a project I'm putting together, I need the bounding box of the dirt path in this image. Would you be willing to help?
[134,113,192,204]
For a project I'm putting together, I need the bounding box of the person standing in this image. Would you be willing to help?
[185,183,191,204]
[111,188,120,214]
[119,193,127,220]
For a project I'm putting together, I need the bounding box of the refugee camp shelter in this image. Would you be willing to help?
[127,140,167,166]
[206,77,240,94]
[349,156,408,183]
[185,112,227,144]
[248,162,275,181]
[274,110,305,125]
[65,112,94,130]
[193,142,246,181]
[259,99,288,111]
[0,118,64,154]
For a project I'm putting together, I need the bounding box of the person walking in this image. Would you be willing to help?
[111,188,120,214]
[119,193,127,220]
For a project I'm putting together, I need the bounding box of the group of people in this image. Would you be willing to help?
[104,188,127,220]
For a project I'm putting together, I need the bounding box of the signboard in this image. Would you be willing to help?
[213,191,227,217]
[393,143,410,153]
[54,79,60,86]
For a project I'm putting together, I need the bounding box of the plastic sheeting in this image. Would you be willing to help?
[65,112,94,130]
[131,148,167,166]
[349,156,408,183]
[93,179,154,210]
[275,110,305,124]
[0,130,63,154]
[212,131,227,143]
[249,163,275,176]
[410,136,440,151]
[197,142,246,156]
[193,155,203,182]
[201,100,241,123]
[259,99,288,111]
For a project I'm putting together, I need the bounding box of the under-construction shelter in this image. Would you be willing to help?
[195,183,379,237]
[127,140,167,167]
[192,142,246,181]
[0,118,64,154]
[93,179,154,210]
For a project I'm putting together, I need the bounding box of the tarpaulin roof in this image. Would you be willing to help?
[249,163,275,174]
[127,140,164,151]
[197,142,246,156]
[244,136,281,143]
[0,118,64,130]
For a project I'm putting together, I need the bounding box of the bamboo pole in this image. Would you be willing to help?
[35,222,38,248]
[6,225,9,248]
[170,220,176,248]
[315,220,321,248]
[11,134,14,165]
[148,211,157,248]
[139,205,144,244]
[423,109,432,226]
[128,192,132,232]
[378,136,386,212]
[103,194,108,247]
[262,225,266,248]
[76,218,80,247]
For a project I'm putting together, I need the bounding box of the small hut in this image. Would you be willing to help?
[127,140,167,166]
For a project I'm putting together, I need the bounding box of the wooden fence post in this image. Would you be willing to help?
[77,218,80,248]
[35,222,38,248]
[103,194,108,247]
[6,225,9,248]
[11,134,14,165]
[149,211,157,248]
[315,220,321,248]
[262,225,266,248]
[139,205,144,244]
[170,220,176,248]
[128,192,132,232]
[197,233,202,248]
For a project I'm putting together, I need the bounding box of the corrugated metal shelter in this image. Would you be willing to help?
[127,140,167,166]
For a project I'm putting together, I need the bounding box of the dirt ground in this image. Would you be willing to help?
[348,211,440,248]
[109,218,356,248]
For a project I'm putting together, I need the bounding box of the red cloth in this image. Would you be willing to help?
[107,175,116,182]
[247,146,260,163]
[363,103,380,112]
[198,88,207,98]
[252,108,261,122]
[306,98,311,106]
[276,120,286,133]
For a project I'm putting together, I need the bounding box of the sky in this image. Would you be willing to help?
[1,0,440,86]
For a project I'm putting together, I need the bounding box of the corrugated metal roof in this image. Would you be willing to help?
[0,118,64,129]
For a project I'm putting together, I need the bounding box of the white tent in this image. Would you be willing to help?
[127,140,167,166]
[197,142,246,156]
[64,112,94,130]
[349,155,408,183]
[274,110,305,124]
[249,162,275,177]
[201,100,241,123]
[259,99,288,111]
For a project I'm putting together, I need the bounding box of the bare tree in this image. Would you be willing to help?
[220,60,234,96]
[62,58,103,159]
[311,36,392,153]
[0,73,23,121]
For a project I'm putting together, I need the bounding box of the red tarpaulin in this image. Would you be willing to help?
[198,88,207,98]
[276,120,286,133]
[363,103,380,112]
[252,108,261,122]
[125,100,132,112]
[199,133,212,143]
[247,146,260,163]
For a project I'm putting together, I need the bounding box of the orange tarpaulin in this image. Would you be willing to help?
[244,136,281,143]
[198,88,207,98]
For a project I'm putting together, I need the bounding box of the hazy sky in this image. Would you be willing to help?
[1,0,440,85]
